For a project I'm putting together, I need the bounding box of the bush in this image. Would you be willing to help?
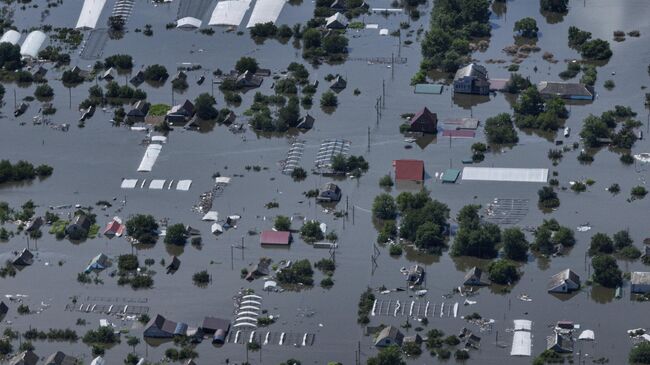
[538,186,560,208]
[631,186,648,199]
[300,221,324,243]
[192,270,210,285]
[484,113,518,144]
[125,214,158,244]
[118,254,139,271]
[83,327,119,345]
[143,64,169,82]
[34,84,54,99]
[629,341,650,364]
[379,175,394,188]
[164,223,187,245]
[389,245,402,256]
[315,258,335,274]
[487,259,520,285]
[276,259,313,285]
[291,167,308,181]
[320,277,334,288]
[592,255,622,288]
[320,91,338,107]
[372,194,397,220]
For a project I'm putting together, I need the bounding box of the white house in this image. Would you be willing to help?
[630,272,650,294]
[547,269,580,293]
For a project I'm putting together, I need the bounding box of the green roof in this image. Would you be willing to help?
[442,169,460,183]
[414,84,444,94]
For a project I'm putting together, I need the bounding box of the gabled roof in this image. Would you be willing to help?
[409,107,437,127]
[13,248,34,266]
[45,351,77,365]
[201,316,231,332]
[375,326,404,346]
[537,81,593,98]
[547,333,573,353]
[297,114,315,129]
[260,230,291,245]
[145,314,177,337]
[321,182,340,193]
[10,351,39,365]
[326,12,348,28]
[330,75,347,89]
[71,214,91,230]
[103,220,124,237]
[169,99,195,116]
[548,269,580,290]
[393,159,424,181]
[454,63,488,81]
[464,267,489,285]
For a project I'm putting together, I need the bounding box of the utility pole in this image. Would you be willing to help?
[241,236,244,260]
[231,245,234,270]
[382,79,385,108]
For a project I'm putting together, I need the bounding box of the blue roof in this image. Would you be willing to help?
[414,84,444,94]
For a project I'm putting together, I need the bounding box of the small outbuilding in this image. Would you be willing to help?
[201,316,231,344]
[85,253,109,273]
[463,267,490,286]
[296,114,315,129]
[326,12,348,29]
[66,214,91,236]
[13,249,34,266]
[127,100,150,118]
[393,159,424,182]
[547,269,580,293]
[260,230,291,246]
[329,75,347,90]
[25,216,43,232]
[316,182,342,202]
[236,70,263,88]
[375,326,404,347]
[630,272,650,294]
[143,314,177,338]
[166,256,181,273]
[546,333,573,353]
[103,219,124,238]
[408,107,438,134]
[130,71,145,86]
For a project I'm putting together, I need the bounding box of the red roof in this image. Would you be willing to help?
[393,160,424,181]
[441,130,475,138]
[260,230,291,245]
[103,220,124,236]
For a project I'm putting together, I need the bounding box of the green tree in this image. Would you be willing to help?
[125,214,158,244]
[580,39,612,60]
[0,42,22,71]
[629,342,650,364]
[552,226,575,247]
[194,93,218,120]
[532,226,554,254]
[126,336,140,354]
[300,221,324,243]
[372,194,397,220]
[613,230,633,250]
[367,345,406,365]
[164,223,187,245]
[414,222,445,253]
[143,64,168,82]
[302,28,321,49]
[589,233,614,255]
[514,86,545,116]
[320,91,338,107]
[487,259,520,285]
[484,113,518,144]
[591,255,622,288]
[235,57,259,74]
[451,205,500,259]
[34,84,54,99]
[322,34,348,54]
[274,215,291,231]
[540,0,568,12]
[502,227,528,261]
[505,73,531,93]
[538,186,559,208]
[579,114,610,147]
[514,17,538,38]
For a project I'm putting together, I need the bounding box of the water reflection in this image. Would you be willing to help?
[590,285,615,304]
[452,93,491,109]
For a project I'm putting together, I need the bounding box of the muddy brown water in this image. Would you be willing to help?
[1,0,650,364]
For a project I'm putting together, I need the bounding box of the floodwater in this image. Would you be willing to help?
[1,0,650,364]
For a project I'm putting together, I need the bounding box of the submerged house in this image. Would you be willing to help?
[296,114,315,129]
[166,256,181,273]
[201,317,231,344]
[406,265,425,285]
[144,314,177,338]
[102,67,116,81]
[260,230,292,246]
[330,75,347,90]
[45,351,77,365]
[130,71,145,86]
[375,326,404,347]
[166,99,195,125]
[316,182,342,202]
[463,267,490,286]
[127,100,150,119]
[547,269,580,293]
[453,63,489,95]
[630,272,650,294]
[103,219,124,238]
[408,107,438,134]
[25,216,43,232]
[236,70,263,88]
[393,159,424,182]
[537,81,594,101]
[546,333,573,353]
[326,12,348,29]
[13,249,34,266]
[66,214,91,236]
[85,253,109,273]
[245,258,271,281]
[10,350,39,365]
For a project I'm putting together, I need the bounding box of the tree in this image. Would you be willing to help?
[143,64,169,82]
[502,227,528,261]
[372,194,397,220]
[235,57,259,74]
[164,223,187,245]
[515,86,544,116]
[552,226,575,247]
[276,96,300,130]
[591,255,622,288]
[505,73,531,93]
[580,114,610,147]
[414,222,445,253]
[0,42,21,71]
[532,226,554,254]
[0,338,12,355]
[104,54,133,69]
[302,28,321,49]
[540,0,568,12]
[514,17,538,38]
[487,259,520,285]
[194,93,218,120]
[300,221,324,243]
[451,205,500,259]
[276,259,313,285]
[629,342,650,364]
[613,230,633,250]
[320,91,338,107]
[274,215,291,231]
[484,113,518,144]
[589,233,614,255]
[568,26,591,48]
[322,34,348,54]
[126,336,140,354]
[125,214,158,245]
[580,39,612,60]
[367,345,406,365]
[34,84,54,99]
[538,186,559,208]
[108,16,125,31]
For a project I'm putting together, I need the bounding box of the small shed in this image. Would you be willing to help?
[316,182,342,202]
[393,159,424,182]
[25,216,43,232]
[408,107,438,134]
[130,71,145,86]
[375,326,404,347]
[547,269,580,293]
[463,267,489,286]
[127,100,150,118]
[102,67,116,81]
[13,249,34,266]
[260,230,291,246]
[329,75,347,90]
[630,272,650,293]
[296,114,315,129]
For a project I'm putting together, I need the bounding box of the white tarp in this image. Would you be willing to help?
[211,223,223,234]
[462,167,548,183]
[76,0,107,30]
[202,211,219,221]
[209,0,252,26]
[20,31,47,59]
[0,30,21,45]
[149,179,166,189]
[137,144,162,172]
[177,17,202,28]
[176,179,192,191]
[510,331,531,356]
[215,176,231,184]
[578,330,595,341]
[120,179,138,189]
[246,0,285,28]
[513,320,532,331]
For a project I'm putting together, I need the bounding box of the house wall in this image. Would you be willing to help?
[631,283,650,293]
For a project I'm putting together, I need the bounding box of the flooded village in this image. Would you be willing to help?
[0,0,650,364]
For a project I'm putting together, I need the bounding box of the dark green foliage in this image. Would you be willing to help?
[315,258,335,274]
[320,91,338,107]
[0,160,54,184]
[484,113,518,144]
[83,327,119,345]
[164,223,187,245]
[372,194,397,220]
[505,73,531,93]
[250,22,278,38]
[540,0,568,12]
[514,17,538,37]
[591,255,622,288]
[235,57,259,74]
[143,64,169,82]
[502,227,529,261]
[580,39,612,60]
[125,214,158,244]
[568,26,591,48]
[300,221,324,243]
[192,270,210,285]
[357,288,375,324]
[274,215,291,231]
[0,43,22,71]
[276,259,314,285]
[291,167,307,181]
[366,345,405,365]
[194,93,218,120]
[451,205,500,258]
[487,259,520,285]
[630,342,650,364]
[538,186,560,209]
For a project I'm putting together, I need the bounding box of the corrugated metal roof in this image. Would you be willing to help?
[393,159,424,181]
[414,84,443,94]
[462,167,548,183]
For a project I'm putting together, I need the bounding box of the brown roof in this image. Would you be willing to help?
[393,160,424,181]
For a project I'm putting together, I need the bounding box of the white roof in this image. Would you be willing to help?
[264,280,277,290]
[177,17,202,28]
[578,330,595,341]
[513,320,532,331]
[20,30,47,59]
[202,211,219,221]
[246,0,285,28]
[137,144,162,172]
[76,0,107,30]
[365,24,378,29]
[120,179,138,189]
[0,30,21,45]
[176,179,192,191]
[462,167,548,183]
[211,223,223,234]
[151,135,167,143]
[215,176,231,184]
[379,28,389,36]
[209,0,252,26]
[149,179,166,189]
[510,331,531,356]
[90,357,105,365]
